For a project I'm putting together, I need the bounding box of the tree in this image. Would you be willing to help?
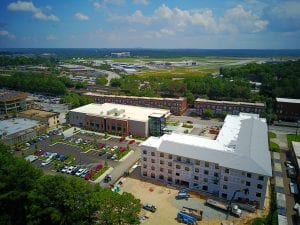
[202,109,213,119]
[96,77,108,86]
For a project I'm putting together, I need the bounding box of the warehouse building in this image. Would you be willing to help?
[194,98,265,116]
[83,92,187,115]
[69,103,170,138]
[275,98,300,122]
[140,113,271,209]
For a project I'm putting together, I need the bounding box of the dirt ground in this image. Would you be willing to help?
[120,177,270,225]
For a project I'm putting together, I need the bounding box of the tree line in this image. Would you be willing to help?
[0,142,141,225]
[0,56,58,67]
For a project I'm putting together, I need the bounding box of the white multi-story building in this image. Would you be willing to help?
[140,113,272,209]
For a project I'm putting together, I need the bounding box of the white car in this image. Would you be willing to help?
[75,168,85,176]
[111,154,117,160]
[41,158,52,166]
[111,146,118,151]
[61,166,69,173]
[67,166,75,174]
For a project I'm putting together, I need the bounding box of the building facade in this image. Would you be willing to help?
[0,90,30,115]
[275,98,300,122]
[69,103,170,138]
[83,92,187,115]
[194,98,265,116]
[19,109,60,130]
[140,113,271,209]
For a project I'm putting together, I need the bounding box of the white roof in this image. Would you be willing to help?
[0,118,39,136]
[141,113,272,176]
[276,98,300,104]
[70,103,170,122]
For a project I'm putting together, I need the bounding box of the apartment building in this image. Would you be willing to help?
[83,92,187,115]
[275,98,300,122]
[194,98,265,116]
[140,113,272,209]
[19,109,60,130]
[69,103,170,138]
[0,90,30,114]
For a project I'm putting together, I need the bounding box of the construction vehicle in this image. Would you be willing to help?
[176,192,191,200]
[181,206,203,221]
[206,199,242,217]
[177,211,197,225]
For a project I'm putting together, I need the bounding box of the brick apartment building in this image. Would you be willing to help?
[275,98,300,122]
[194,98,265,116]
[83,92,187,115]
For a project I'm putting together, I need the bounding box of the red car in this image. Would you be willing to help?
[119,147,126,152]
[95,164,103,171]
[97,143,105,149]
[34,150,44,156]
[129,140,135,144]
[85,171,95,180]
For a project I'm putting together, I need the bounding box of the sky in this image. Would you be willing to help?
[0,0,300,49]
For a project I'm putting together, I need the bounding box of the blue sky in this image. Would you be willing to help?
[0,0,300,48]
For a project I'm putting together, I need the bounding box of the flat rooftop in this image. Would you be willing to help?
[195,98,265,107]
[141,113,272,176]
[84,92,186,101]
[70,103,170,122]
[276,97,300,104]
[20,109,58,118]
[0,90,28,102]
[0,118,39,136]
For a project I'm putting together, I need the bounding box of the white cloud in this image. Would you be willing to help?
[0,30,16,39]
[93,2,102,10]
[155,4,173,19]
[7,1,59,22]
[160,28,175,36]
[132,0,148,5]
[46,35,58,40]
[104,0,125,5]
[75,12,90,21]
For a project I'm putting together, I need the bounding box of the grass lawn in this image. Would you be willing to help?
[287,134,300,143]
[116,148,131,160]
[64,156,75,165]
[269,141,280,152]
[182,123,193,128]
[268,132,277,139]
[91,166,109,181]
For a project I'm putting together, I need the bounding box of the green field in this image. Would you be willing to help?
[287,134,300,143]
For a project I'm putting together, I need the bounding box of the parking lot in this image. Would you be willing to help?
[120,167,268,225]
[18,129,141,185]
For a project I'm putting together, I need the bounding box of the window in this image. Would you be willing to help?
[160,160,164,165]
[168,155,172,160]
[160,153,164,158]
[205,162,209,167]
[214,172,219,177]
[204,170,209,175]
[151,166,155,170]
[159,175,164,180]
[177,156,181,161]
[176,172,180,176]
[193,183,198,187]
[194,176,199,180]
[241,180,245,184]
[202,186,208,191]
[143,171,147,176]
[224,176,228,181]
[195,160,200,165]
[195,168,200,173]
[151,152,155,156]
[160,168,164,172]
[247,173,252,178]
[222,193,227,198]
[186,158,190,164]
[185,167,190,172]
[257,184,263,189]
[256,192,261,198]
[143,165,147,169]
[215,164,219,169]
[151,173,155,178]
[203,178,208,182]
[223,185,228,190]
[246,181,251,186]
[258,176,264,181]
[167,177,172,182]
[143,157,147,161]
[168,162,172,167]
[168,169,172,174]
[143,150,147,154]
[242,172,245,176]
[225,168,229,174]
[151,159,155,163]
[176,165,181,169]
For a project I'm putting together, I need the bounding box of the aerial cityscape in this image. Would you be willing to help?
[0,1,300,225]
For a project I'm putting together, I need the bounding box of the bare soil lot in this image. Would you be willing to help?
[121,175,270,225]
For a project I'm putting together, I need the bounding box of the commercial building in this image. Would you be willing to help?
[83,92,187,115]
[111,52,130,57]
[19,109,60,130]
[140,113,271,209]
[69,103,170,138]
[194,98,265,116]
[275,98,300,122]
[0,118,45,146]
[0,90,31,114]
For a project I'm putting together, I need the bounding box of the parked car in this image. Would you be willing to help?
[81,169,89,178]
[56,165,65,172]
[119,137,125,142]
[186,120,193,124]
[111,146,118,151]
[98,151,106,157]
[143,203,157,212]
[66,166,75,174]
[290,182,299,195]
[61,166,69,173]
[104,175,112,183]
[34,150,44,156]
[111,154,117,160]
[25,142,31,147]
[287,167,297,178]
[71,167,80,175]
[119,147,126,152]
[97,143,105,149]
[129,140,135,144]
[95,164,103,171]
[41,158,52,166]
[75,168,85,176]
[106,153,113,159]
